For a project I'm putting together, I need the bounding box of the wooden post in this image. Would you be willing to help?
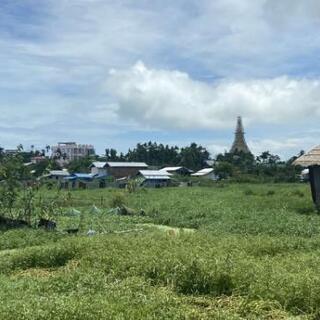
[309,165,320,209]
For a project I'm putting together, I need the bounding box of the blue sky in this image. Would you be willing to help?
[1,0,320,158]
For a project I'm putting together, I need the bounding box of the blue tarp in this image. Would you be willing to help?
[63,173,107,181]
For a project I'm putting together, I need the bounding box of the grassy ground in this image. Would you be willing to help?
[1,183,320,319]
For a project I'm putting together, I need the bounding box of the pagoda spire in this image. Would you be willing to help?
[230,116,251,154]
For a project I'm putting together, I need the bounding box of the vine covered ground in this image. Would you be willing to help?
[0,183,319,319]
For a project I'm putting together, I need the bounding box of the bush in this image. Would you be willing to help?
[126,180,138,193]
[109,192,127,208]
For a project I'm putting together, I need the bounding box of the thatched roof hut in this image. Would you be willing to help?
[294,145,320,207]
[293,146,320,167]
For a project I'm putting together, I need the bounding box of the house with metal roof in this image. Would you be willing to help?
[39,169,107,189]
[63,173,107,189]
[137,170,172,188]
[90,161,148,179]
[90,162,109,176]
[38,170,71,188]
[41,170,71,181]
[191,168,218,180]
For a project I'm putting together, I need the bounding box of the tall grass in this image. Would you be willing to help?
[0,183,319,319]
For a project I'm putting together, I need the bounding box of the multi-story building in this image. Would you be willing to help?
[51,142,95,163]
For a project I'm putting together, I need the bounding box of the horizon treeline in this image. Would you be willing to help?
[0,141,304,182]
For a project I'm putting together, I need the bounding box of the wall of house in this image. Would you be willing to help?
[62,179,107,190]
[205,172,218,181]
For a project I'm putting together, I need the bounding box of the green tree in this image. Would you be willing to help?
[179,143,210,171]
[67,156,92,173]
[0,151,32,217]
[213,161,234,180]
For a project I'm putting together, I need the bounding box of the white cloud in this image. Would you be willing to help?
[106,62,320,130]
[1,0,320,153]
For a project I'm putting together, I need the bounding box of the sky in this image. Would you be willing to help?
[1,0,320,158]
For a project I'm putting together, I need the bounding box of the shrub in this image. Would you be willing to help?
[126,180,138,193]
[109,192,127,208]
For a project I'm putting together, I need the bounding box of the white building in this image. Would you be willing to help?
[191,168,218,180]
[51,142,95,163]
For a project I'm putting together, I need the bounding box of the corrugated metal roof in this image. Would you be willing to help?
[74,173,95,179]
[143,175,171,180]
[159,167,182,172]
[107,162,148,168]
[49,170,70,176]
[139,170,171,179]
[139,170,171,176]
[191,168,214,176]
[293,146,320,167]
[90,161,107,168]
[64,173,105,181]
[160,167,193,173]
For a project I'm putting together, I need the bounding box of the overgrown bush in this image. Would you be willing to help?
[109,192,127,208]
[126,180,138,193]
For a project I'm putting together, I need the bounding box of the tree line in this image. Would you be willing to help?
[104,142,210,171]
[214,150,304,182]
[0,142,304,182]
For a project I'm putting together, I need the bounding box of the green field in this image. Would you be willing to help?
[1,183,320,319]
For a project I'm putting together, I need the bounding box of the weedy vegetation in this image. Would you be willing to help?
[1,183,320,319]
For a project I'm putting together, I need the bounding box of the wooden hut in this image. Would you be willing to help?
[294,146,320,207]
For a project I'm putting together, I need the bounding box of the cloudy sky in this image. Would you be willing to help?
[1,0,320,158]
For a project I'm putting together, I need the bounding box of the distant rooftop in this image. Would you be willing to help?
[49,170,70,176]
[90,161,107,168]
[107,162,148,167]
[139,170,171,180]
[160,166,193,173]
[191,168,214,177]
[90,161,148,168]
